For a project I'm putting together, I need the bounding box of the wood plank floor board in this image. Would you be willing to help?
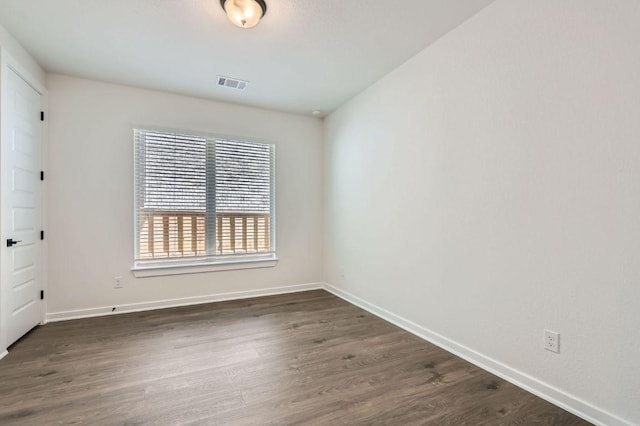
[0,290,590,425]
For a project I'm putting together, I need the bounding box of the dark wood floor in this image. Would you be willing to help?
[0,290,589,425]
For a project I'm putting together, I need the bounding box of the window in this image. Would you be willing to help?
[132,129,276,276]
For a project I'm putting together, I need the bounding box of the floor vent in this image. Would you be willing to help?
[217,76,248,91]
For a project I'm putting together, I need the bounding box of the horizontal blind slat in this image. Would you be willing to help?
[134,129,274,262]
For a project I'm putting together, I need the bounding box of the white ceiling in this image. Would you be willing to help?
[0,0,494,116]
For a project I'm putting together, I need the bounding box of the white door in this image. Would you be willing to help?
[1,67,43,347]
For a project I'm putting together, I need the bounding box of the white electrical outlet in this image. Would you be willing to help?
[114,276,123,289]
[544,330,559,353]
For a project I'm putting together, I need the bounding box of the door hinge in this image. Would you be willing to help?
[41,111,44,121]
[40,171,44,181]
[40,290,44,300]
[41,230,44,240]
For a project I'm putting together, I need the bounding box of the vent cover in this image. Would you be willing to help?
[217,76,249,91]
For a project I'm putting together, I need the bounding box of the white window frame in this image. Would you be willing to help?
[131,127,277,278]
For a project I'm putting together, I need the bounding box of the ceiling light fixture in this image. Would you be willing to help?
[220,0,267,29]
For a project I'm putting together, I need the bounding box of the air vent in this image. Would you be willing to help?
[217,76,249,91]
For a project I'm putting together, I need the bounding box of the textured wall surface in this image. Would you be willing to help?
[0,23,45,85]
[324,1,640,424]
[46,74,324,314]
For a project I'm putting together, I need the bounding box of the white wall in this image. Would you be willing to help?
[0,23,45,86]
[46,74,323,316]
[324,0,639,424]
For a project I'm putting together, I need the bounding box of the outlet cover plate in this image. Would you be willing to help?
[544,329,559,353]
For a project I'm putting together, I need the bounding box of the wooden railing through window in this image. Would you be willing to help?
[138,209,271,259]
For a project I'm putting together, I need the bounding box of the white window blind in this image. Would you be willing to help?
[134,129,275,265]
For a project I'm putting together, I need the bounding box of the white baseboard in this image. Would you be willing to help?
[0,350,8,361]
[46,282,323,323]
[40,280,630,425]
[322,283,631,426]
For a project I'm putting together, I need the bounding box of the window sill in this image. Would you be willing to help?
[131,256,278,278]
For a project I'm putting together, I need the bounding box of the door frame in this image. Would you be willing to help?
[0,48,48,357]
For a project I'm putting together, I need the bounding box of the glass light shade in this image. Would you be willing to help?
[222,0,266,29]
